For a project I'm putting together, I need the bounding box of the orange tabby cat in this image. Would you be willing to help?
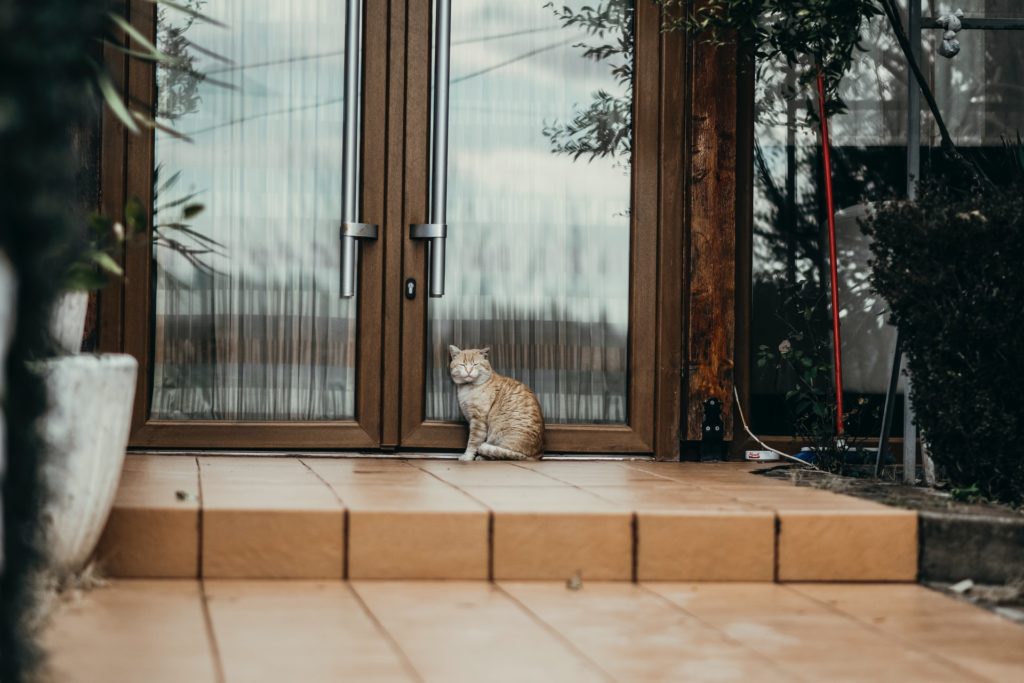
[448,345,544,461]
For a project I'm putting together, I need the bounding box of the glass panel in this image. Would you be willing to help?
[923,2,1024,151]
[425,1,634,425]
[751,9,909,436]
[751,1,1024,435]
[150,0,355,420]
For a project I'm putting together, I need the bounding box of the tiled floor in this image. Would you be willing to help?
[45,580,1024,682]
[96,455,920,581]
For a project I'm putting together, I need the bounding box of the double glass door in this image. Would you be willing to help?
[124,0,663,452]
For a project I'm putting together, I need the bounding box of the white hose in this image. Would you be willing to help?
[733,385,820,470]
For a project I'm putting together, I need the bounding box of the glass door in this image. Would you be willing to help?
[123,0,386,448]
[399,0,660,452]
[114,0,681,453]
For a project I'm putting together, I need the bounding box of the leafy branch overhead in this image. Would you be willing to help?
[94,0,228,140]
[657,0,883,117]
[543,1,634,162]
[655,0,971,168]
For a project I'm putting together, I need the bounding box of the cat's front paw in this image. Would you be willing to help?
[458,451,476,462]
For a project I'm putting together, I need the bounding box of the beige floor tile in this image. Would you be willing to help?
[200,458,344,578]
[637,510,776,581]
[625,461,770,484]
[44,580,219,683]
[204,581,414,682]
[352,581,608,683]
[777,509,918,581]
[466,486,632,580]
[412,459,567,486]
[647,583,979,682]
[582,484,752,510]
[792,584,1024,682]
[514,460,670,486]
[95,455,200,578]
[198,455,326,483]
[337,483,488,579]
[302,457,430,485]
[501,582,792,682]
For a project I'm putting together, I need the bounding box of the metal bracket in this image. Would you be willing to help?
[341,222,379,240]
[409,223,447,240]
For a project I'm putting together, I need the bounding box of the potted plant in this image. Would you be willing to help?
[50,210,132,354]
[37,206,142,578]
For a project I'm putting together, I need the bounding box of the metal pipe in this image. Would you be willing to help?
[816,71,845,435]
[902,0,922,483]
[427,0,451,297]
[874,331,902,478]
[340,0,363,298]
[922,17,1024,30]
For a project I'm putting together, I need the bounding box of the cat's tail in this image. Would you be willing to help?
[477,443,531,461]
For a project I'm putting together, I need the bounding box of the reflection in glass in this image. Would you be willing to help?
[151,0,355,420]
[425,1,635,424]
[751,1,1024,434]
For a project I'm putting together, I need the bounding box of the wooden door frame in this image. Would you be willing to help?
[98,0,742,460]
[394,0,686,456]
[101,0,389,449]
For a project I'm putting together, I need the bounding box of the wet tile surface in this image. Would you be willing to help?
[47,580,1024,682]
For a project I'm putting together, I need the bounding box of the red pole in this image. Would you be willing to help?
[816,70,845,435]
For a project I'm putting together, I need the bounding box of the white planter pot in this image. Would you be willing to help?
[50,290,88,355]
[39,353,137,576]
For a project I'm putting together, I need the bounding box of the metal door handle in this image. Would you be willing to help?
[340,0,376,298]
[409,0,451,298]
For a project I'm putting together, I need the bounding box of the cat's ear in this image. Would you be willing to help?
[480,347,491,357]
[448,345,462,359]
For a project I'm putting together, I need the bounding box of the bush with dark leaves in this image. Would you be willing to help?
[864,178,1024,505]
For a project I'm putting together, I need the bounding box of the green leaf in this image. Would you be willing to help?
[181,203,205,219]
[125,197,146,233]
[108,12,173,63]
[149,0,227,27]
[91,251,124,276]
[63,266,108,292]
[131,110,194,143]
[93,61,140,134]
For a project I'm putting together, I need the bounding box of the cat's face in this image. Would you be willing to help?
[448,345,492,385]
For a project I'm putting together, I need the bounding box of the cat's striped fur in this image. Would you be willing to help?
[448,345,544,461]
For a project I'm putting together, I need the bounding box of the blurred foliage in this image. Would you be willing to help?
[0,1,108,680]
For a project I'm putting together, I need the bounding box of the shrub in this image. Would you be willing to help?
[864,178,1024,505]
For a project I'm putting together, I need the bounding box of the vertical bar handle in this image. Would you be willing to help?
[410,0,451,298]
[340,0,377,298]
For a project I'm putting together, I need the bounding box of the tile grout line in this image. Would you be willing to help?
[198,580,228,683]
[487,510,495,581]
[407,460,499,581]
[630,513,638,583]
[345,582,426,683]
[495,583,618,683]
[773,514,780,582]
[195,456,204,579]
[638,583,815,683]
[299,458,349,579]
[507,462,640,583]
[785,584,994,683]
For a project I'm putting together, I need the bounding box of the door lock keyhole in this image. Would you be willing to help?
[405,278,417,300]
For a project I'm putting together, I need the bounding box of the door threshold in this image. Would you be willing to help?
[127,448,655,461]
